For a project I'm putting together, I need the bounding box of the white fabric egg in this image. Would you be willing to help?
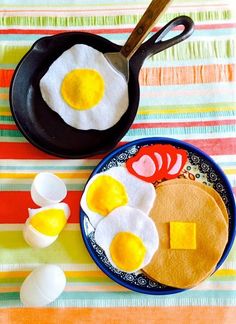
[40,44,129,131]
[80,166,156,228]
[23,203,70,248]
[94,206,159,273]
[20,265,66,307]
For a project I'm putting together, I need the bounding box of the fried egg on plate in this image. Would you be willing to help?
[80,166,156,228]
[95,206,159,272]
[39,44,129,130]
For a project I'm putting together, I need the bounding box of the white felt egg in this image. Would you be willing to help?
[20,265,66,307]
[95,206,159,273]
[40,44,129,131]
[23,203,70,248]
[80,166,156,228]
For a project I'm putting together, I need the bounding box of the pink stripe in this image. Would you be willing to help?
[0,23,235,35]
[132,120,236,129]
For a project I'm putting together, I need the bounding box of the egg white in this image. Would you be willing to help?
[23,202,70,248]
[94,206,159,273]
[39,44,129,130]
[80,166,156,228]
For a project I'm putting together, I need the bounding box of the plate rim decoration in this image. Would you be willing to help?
[80,137,236,295]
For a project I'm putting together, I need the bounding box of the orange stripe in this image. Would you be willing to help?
[0,191,82,224]
[0,93,8,100]
[2,64,235,88]
[0,142,106,160]
[0,70,14,87]
[1,307,236,324]
[139,64,236,86]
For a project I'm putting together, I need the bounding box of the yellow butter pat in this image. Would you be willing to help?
[170,222,196,250]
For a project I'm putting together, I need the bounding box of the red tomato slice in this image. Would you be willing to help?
[126,144,188,183]
[148,144,168,181]
[126,146,157,183]
[165,148,188,179]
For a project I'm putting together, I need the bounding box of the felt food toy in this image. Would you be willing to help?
[126,144,187,183]
[159,179,229,224]
[39,44,129,131]
[143,180,228,289]
[80,166,156,228]
[31,172,67,207]
[23,203,70,248]
[95,206,159,273]
[20,265,66,306]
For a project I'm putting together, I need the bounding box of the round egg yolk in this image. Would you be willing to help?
[29,209,67,236]
[109,232,146,272]
[61,69,105,110]
[86,175,128,216]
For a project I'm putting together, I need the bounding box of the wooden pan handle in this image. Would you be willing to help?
[120,0,173,60]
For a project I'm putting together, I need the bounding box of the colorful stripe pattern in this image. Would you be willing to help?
[0,0,236,322]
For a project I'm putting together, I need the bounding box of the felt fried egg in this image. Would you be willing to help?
[95,206,159,272]
[39,44,129,130]
[23,203,70,248]
[80,166,156,228]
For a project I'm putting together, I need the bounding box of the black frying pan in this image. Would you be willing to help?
[10,16,194,158]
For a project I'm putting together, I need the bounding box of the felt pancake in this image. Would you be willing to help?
[143,183,228,289]
[158,179,228,224]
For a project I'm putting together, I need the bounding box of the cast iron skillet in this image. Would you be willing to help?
[10,16,194,158]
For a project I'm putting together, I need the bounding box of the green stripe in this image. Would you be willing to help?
[210,276,236,282]
[127,124,236,136]
[1,290,236,307]
[0,130,22,137]
[136,111,236,121]
[1,38,234,65]
[0,45,29,65]
[0,88,8,94]
[0,183,84,190]
[0,137,27,142]
[0,10,232,28]
[0,230,91,264]
[139,102,236,112]
[0,276,113,285]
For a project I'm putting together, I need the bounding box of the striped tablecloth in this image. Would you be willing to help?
[0,0,236,322]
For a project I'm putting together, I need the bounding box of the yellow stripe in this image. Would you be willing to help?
[0,171,91,179]
[65,286,127,292]
[0,271,29,278]
[0,285,127,293]
[139,106,236,115]
[65,271,106,278]
[0,93,8,100]
[214,269,236,276]
[0,112,12,116]
[224,169,236,175]
[0,271,105,279]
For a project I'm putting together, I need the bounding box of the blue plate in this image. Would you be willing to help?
[80,137,236,295]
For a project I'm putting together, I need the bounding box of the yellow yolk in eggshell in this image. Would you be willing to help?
[109,232,147,272]
[86,175,128,216]
[61,68,105,110]
[29,209,67,236]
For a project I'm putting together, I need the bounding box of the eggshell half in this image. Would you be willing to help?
[20,265,66,307]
